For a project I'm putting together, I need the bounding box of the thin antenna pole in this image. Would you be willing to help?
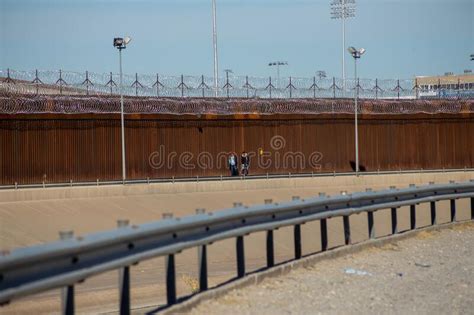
[226,71,229,98]
[397,79,400,100]
[59,70,63,95]
[375,78,378,99]
[277,64,280,89]
[246,76,249,98]
[202,75,205,97]
[157,74,160,97]
[212,0,219,97]
[313,77,316,98]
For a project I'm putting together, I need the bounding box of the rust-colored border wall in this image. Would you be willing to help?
[1,113,473,184]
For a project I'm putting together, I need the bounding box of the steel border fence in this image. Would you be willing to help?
[0,180,473,314]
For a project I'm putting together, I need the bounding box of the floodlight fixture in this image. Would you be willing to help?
[348,47,366,59]
[268,61,288,67]
[113,36,131,50]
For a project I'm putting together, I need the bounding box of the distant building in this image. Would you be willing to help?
[415,71,474,98]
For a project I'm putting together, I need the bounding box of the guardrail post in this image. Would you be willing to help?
[320,219,328,251]
[294,224,302,259]
[198,245,208,291]
[165,254,177,305]
[410,205,416,230]
[162,213,177,305]
[391,207,398,234]
[430,201,437,225]
[62,285,74,315]
[59,230,75,315]
[450,199,456,222]
[119,266,130,315]
[117,220,130,315]
[367,211,375,239]
[266,230,274,268]
[343,215,351,245]
[236,236,245,278]
[471,197,474,220]
[195,208,208,291]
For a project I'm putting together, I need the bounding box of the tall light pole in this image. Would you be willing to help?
[268,61,288,89]
[348,46,365,175]
[113,36,131,182]
[331,0,356,97]
[212,0,219,97]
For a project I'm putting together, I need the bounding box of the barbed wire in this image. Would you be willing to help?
[1,68,472,100]
[0,90,472,115]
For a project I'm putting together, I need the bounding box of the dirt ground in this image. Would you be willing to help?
[190,222,474,315]
[0,173,472,314]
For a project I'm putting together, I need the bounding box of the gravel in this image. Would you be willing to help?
[189,222,474,315]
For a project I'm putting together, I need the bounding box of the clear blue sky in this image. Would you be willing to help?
[0,0,472,79]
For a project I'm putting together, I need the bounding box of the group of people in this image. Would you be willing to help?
[228,151,250,176]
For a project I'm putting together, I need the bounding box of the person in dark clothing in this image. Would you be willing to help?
[228,153,239,176]
[240,151,250,176]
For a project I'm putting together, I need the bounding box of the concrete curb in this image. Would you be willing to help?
[2,171,473,203]
[147,220,473,315]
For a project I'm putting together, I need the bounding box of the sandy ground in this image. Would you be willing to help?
[190,222,474,315]
[0,173,472,314]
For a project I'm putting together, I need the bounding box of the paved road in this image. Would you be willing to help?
[190,222,474,315]
[0,172,472,314]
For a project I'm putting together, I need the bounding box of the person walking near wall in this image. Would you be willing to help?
[241,151,250,176]
[228,153,239,176]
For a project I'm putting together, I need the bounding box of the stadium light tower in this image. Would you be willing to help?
[212,0,219,97]
[113,36,131,182]
[331,0,356,97]
[348,46,365,175]
[268,61,288,89]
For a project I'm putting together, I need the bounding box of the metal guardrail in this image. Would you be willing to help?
[1,181,474,314]
[1,167,473,191]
